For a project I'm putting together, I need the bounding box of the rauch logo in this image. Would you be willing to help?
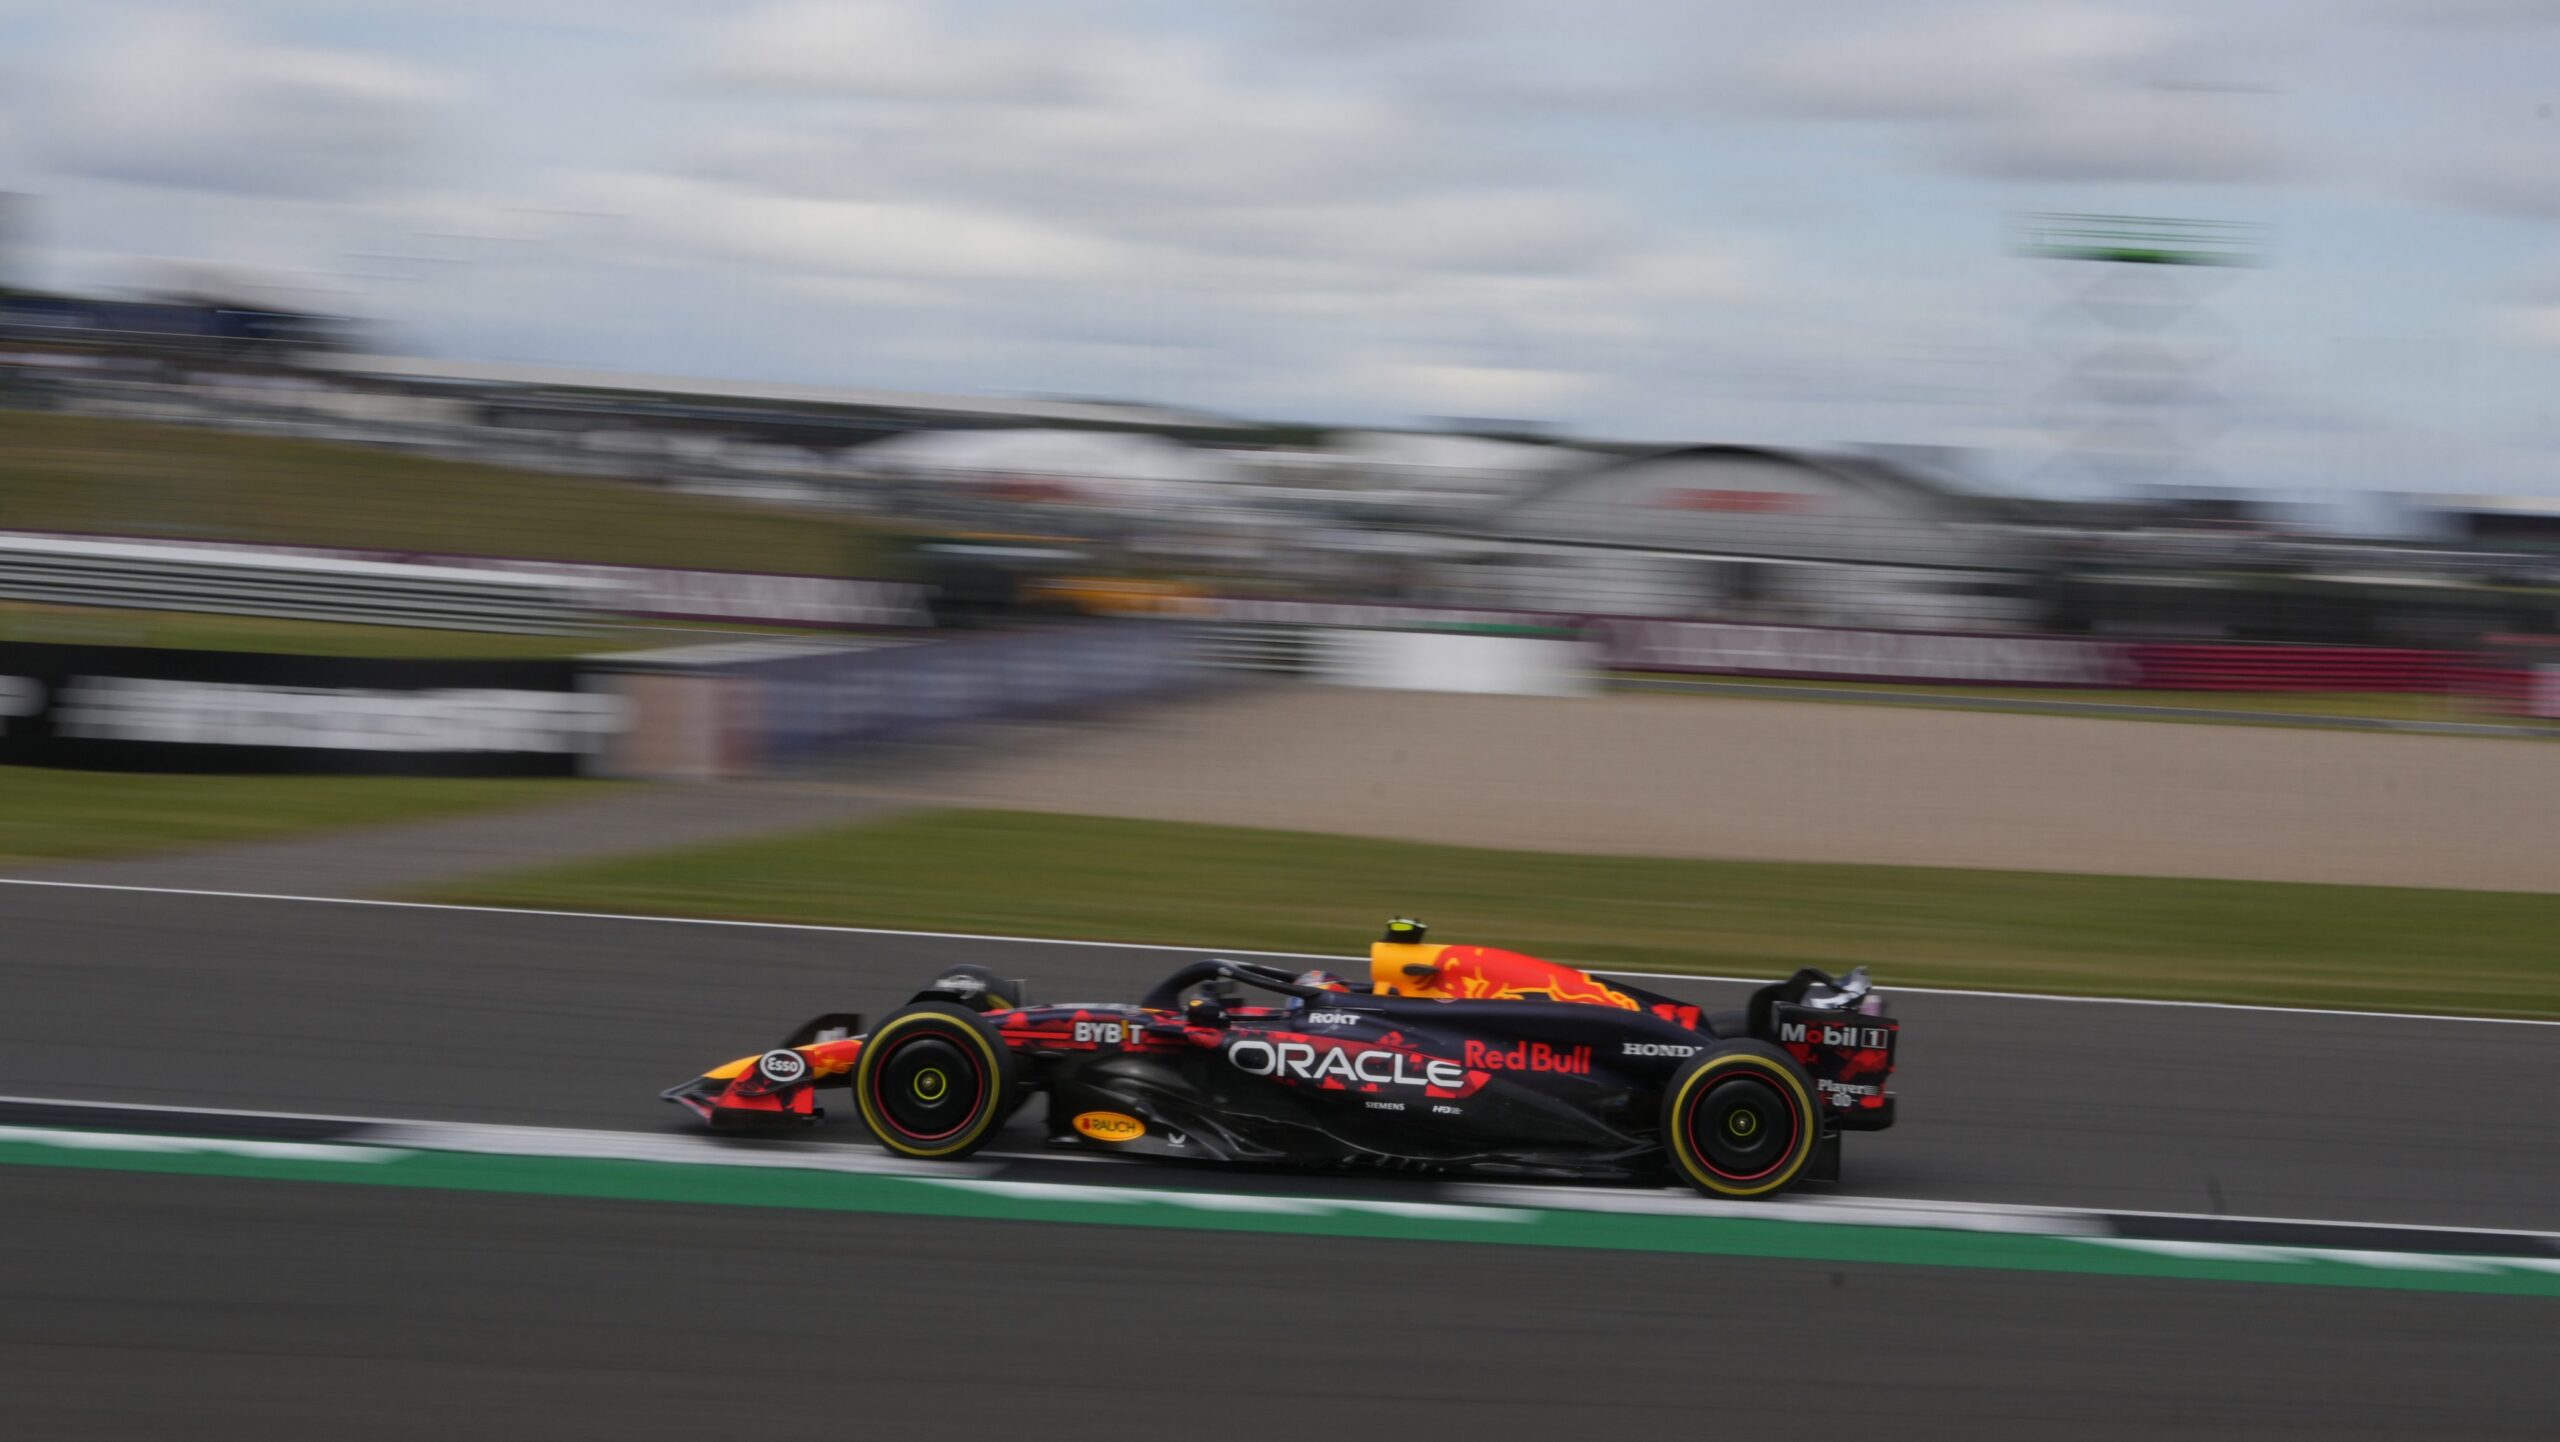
[1071,1111,1147,1142]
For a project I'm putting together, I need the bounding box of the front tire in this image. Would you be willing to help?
[1662,1041,1820,1199]
[853,1003,1017,1159]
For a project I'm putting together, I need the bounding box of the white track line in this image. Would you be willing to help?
[0,1092,1080,1170]
[1,875,2550,1027]
[2080,1239,2310,1264]
[0,1123,398,1163]
[2082,1241,2505,1275]
[7,1095,2556,1248]
[14,1114,2543,1276]
[1585,969,2560,1028]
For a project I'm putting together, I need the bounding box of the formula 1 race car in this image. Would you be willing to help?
[664,920,1900,1199]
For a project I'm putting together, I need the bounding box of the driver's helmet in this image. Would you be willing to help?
[1292,968,1353,993]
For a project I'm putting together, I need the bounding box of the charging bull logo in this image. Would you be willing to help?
[1419,946,1641,1011]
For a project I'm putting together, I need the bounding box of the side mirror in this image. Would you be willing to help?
[1184,996,1229,1028]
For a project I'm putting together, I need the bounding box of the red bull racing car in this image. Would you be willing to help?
[665,920,1900,1199]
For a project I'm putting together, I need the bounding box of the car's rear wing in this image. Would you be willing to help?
[1750,967,1898,1130]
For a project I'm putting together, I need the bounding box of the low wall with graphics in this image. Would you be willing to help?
[2125,642,2478,693]
[1596,620,2500,693]
[0,625,1214,780]
[1314,629,1596,697]
[587,623,1217,778]
[1210,604,2508,695]
[2533,667,2560,720]
[1590,617,2128,686]
[0,642,622,775]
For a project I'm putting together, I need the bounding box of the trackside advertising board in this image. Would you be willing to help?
[1591,617,2131,686]
[0,643,622,775]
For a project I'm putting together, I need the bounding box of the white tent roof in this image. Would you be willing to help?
[1327,431,1594,490]
[858,428,1243,487]
[1333,430,1591,471]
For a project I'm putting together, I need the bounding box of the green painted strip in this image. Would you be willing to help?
[3,1134,2554,1298]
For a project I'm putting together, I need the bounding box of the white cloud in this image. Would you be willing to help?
[2496,304,2560,347]
[2367,0,2560,24]
[1747,5,2181,121]
[27,12,456,199]
[1159,190,1635,279]
[2426,131,2560,218]
[580,171,1140,284]
[605,0,1767,414]
[1737,3,2298,185]
[1953,86,2298,182]
[1367,359,1598,414]
[696,2,1519,216]
[711,0,1073,102]
[6,0,2557,468]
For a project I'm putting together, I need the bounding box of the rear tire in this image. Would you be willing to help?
[853,1002,1017,1159]
[1662,1041,1820,1199]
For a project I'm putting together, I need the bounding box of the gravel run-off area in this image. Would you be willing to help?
[898,687,2560,894]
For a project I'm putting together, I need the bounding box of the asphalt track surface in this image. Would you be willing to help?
[5,882,2552,1229]
[3,1164,2551,1441]
[3,882,2555,1437]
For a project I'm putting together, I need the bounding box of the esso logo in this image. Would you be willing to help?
[757,1050,809,1084]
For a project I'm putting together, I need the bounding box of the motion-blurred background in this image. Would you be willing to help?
[6,0,2560,991]
[2,7,2557,1436]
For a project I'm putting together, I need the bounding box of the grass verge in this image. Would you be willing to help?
[0,410,896,574]
[427,809,2560,1019]
[1,767,593,863]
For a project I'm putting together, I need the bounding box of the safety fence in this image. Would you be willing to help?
[0,529,929,631]
[0,534,618,634]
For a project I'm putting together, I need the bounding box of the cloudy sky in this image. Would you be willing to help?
[3,0,2559,492]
